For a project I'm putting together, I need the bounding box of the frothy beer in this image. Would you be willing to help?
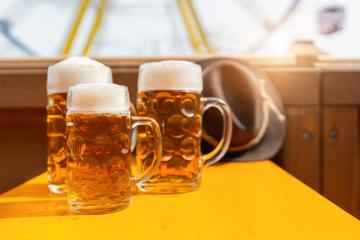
[136,61,204,193]
[47,57,112,194]
[66,84,133,213]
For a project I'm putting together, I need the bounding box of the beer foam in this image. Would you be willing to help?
[47,56,112,94]
[138,61,202,92]
[67,83,130,113]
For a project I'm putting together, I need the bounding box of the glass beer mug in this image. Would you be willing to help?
[136,61,233,193]
[47,57,112,194]
[66,83,162,214]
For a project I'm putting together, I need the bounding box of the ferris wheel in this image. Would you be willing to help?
[0,0,347,56]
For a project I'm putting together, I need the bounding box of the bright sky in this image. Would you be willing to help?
[0,0,358,57]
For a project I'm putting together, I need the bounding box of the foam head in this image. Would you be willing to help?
[67,83,130,113]
[138,60,203,92]
[47,56,112,94]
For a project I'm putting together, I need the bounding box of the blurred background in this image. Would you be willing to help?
[0,0,357,57]
[1,0,360,220]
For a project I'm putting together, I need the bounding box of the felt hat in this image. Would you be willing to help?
[197,58,286,161]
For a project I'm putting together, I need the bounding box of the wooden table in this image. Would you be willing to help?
[0,161,359,240]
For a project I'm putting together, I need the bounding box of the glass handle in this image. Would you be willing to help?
[130,102,137,115]
[130,116,162,184]
[201,97,233,167]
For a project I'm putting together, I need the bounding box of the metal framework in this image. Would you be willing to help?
[62,0,91,55]
[82,0,108,55]
[177,0,212,54]
[62,0,211,55]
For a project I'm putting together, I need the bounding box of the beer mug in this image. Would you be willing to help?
[136,61,233,193]
[47,57,112,194]
[66,83,161,214]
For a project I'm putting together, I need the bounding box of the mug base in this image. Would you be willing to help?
[138,181,199,194]
[69,199,130,215]
[48,183,67,194]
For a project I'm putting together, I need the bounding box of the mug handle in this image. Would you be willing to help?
[130,116,162,184]
[201,97,233,166]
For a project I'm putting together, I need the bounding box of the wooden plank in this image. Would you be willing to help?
[0,65,321,108]
[323,106,360,218]
[0,56,297,69]
[0,161,359,240]
[323,70,360,105]
[0,70,47,108]
[317,56,360,65]
[263,68,321,105]
[0,68,139,108]
[0,109,47,193]
[275,106,320,191]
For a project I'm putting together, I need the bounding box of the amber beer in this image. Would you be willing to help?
[137,91,202,189]
[66,83,161,213]
[136,61,233,193]
[47,92,67,193]
[67,113,131,212]
[47,57,112,194]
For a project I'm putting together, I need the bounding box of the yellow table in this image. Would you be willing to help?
[0,161,359,240]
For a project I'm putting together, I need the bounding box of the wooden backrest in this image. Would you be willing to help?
[1,57,359,193]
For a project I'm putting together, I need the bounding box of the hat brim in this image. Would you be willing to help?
[198,57,287,161]
[226,109,287,161]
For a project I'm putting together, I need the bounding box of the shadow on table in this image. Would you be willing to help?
[2,183,53,198]
[0,182,73,218]
[0,199,71,218]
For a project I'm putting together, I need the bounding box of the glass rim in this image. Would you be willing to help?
[67,83,130,113]
[137,89,202,93]
[66,109,131,114]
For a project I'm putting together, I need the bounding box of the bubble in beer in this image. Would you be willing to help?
[107,156,128,183]
[180,95,196,117]
[93,134,112,158]
[79,118,93,134]
[165,114,186,138]
[136,100,148,115]
[80,156,99,174]
[154,97,174,115]
[180,137,197,161]
[112,132,130,155]
[180,117,191,134]
[192,114,202,137]
[162,137,176,161]
[67,133,85,157]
